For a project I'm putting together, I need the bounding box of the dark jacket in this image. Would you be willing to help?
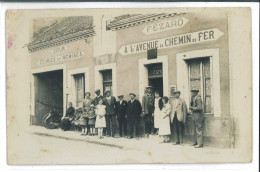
[142,94,155,114]
[127,99,142,119]
[65,107,75,118]
[190,95,203,121]
[115,100,127,119]
[103,96,116,115]
[93,95,103,106]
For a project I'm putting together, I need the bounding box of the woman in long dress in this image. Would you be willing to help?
[153,91,163,135]
[95,98,106,139]
[159,96,171,143]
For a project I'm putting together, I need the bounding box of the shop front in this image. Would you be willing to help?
[28,16,95,126]
[106,12,232,147]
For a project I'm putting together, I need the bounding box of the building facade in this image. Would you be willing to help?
[28,11,236,148]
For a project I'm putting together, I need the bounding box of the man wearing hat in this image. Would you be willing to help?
[103,90,117,137]
[141,86,155,138]
[93,89,103,106]
[126,93,142,140]
[170,91,187,145]
[115,95,128,137]
[189,89,203,148]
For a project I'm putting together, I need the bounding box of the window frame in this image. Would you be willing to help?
[176,48,221,118]
[187,57,213,115]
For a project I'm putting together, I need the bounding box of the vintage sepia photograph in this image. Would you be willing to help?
[5,7,253,165]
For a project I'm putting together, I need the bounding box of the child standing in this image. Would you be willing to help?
[78,107,88,136]
[88,104,96,136]
[95,98,106,139]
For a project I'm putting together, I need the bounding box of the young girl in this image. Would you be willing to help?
[159,96,171,143]
[95,98,106,139]
[88,104,96,136]
[78,107,88,135]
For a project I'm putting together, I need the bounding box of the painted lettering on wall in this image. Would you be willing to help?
[38,51,85,65]
[52,46,68,54]
[142,17,188,35]
[119,28,224,55]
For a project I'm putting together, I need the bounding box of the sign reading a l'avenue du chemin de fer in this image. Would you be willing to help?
[142,17,189,35]
[119,28,224,55]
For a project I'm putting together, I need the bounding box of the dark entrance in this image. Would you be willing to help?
[147,63,163,97]
[34,70,63,126]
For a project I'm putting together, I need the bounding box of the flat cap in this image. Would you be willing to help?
[129,93,136,97]
[173,90,181,94]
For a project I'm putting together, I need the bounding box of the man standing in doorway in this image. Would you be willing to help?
[127,93,142,140]
[190,89,204,148]
[103,90,117,137]
[170,91,187,145]
[142,86,155,138]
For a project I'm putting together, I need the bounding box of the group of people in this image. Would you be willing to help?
[60,87,204,148]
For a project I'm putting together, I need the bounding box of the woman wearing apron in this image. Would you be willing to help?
[153,91,163,135]
[159,96,172,143]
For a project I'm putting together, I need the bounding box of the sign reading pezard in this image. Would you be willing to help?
[142,17,188,35]
[119,28,224,55]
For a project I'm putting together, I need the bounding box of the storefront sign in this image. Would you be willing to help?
[148,64,163,78]
[142,17,188,35]
[38,51,85,65]
[119,28,224,55]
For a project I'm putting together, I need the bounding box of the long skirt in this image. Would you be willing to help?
[154,107,161,129]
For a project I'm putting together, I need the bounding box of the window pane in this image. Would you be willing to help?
[190,60,201,79]
[205,96,211,113]
[190,79,201,91]
[102,70,112,82]
[74,74,85,107]
[203,58,211,113]
[205,78,211,96]
[203,59,210,78]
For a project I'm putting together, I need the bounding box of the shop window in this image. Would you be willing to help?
[188,57,212,113]
[74,73,85,107]
[101,70,112,95]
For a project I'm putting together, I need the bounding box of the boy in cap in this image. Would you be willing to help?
[189,89,203,148]
[115,95,128,137]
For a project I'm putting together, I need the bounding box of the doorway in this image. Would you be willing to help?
[147,63,163,97]
[34,69,63,126]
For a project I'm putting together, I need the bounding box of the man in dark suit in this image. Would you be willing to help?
[142,86,154,138]
[93,89,103,106]
[103,90,117,137]
[127,93,142,140]
[189,89,204,148]
[170,91,188,145]
[115,95,127,137]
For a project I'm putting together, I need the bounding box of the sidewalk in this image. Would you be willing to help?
[26,126,237,163]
